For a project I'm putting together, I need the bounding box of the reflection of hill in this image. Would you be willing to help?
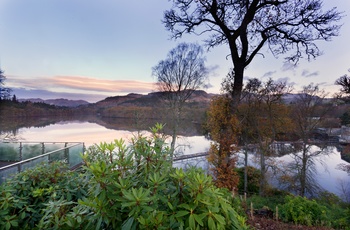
[0,115,91,135]
[94,117,205,136]
[0,90,213,137]
[0,115,206,138]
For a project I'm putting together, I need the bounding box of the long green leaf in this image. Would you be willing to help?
[175,210,189,218]
[122,217,135,230]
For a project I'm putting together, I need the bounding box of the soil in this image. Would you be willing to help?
[247,216,334,230]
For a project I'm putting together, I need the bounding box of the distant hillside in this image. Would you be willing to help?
[93,90,215,108]
[281,93,333,104]
[18,98,90,107]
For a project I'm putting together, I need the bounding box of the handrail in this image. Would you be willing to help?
[0,142,83,171]
[173,152,208,161]
[0,141,83,144]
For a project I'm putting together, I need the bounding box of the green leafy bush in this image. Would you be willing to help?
[315,191,350,229]
[65,124,249,229]
[0,124,249,229]
[236,166,261,195]
[279,195,328,227]
[0,161,88,230]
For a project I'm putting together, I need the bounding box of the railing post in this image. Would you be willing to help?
[18,142,23,173]
[43,142,50,163]
[64,142,69,165]
[1,142,85,182]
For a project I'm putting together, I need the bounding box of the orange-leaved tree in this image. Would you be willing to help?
[205,95,240,192]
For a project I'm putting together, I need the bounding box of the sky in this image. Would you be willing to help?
[0,0,349,102]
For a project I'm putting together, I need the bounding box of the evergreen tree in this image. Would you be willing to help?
[0,69,12,101]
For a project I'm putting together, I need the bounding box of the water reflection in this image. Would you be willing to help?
[2,120,211,155]
[236,145,350,198]
[0,115,205,138]
[1,118,349,198]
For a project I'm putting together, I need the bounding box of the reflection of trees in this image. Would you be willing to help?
[0,115,89,135]
[0,114,205,142]
[279,144,330,197]
[338,144,350,164]
[98,116,204,137]
[286,84,331,197]
[337,178,350,203]
[0,132,20,142]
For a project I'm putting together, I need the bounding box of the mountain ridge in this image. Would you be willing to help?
[18,98,90,107]
[17,91,324,108]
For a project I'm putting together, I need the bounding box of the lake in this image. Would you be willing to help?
[1,118,349,199]
[7,120,211,155]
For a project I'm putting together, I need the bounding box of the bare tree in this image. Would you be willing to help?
[152,43,208,155]
[163,0,343,105]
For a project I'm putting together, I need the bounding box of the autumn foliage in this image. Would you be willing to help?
[205,95,240,191]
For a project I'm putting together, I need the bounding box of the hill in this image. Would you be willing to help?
[93,90,215,108]
[18,98,90,107]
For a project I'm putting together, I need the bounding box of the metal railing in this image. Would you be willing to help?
[0,141,85,184]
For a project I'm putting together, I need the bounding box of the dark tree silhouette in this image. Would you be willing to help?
[0,69,12,101]
[163,0,343,105]
[335,70,350,94]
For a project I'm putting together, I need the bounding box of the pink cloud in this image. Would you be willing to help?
[8,75,156,94]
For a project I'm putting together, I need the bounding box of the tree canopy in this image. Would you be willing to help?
[152,42,208,104]
[335,69,350,96]
[0,69,12,101]
[163,0,343,104]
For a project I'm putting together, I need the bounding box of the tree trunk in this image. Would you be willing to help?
[230,63,244,110]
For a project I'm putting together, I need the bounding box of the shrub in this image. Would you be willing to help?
[65,124,249,229]
[236,166,261,195]
[0,161,88,230]
[315,191,350,229]
[0,124,249,229]
[279,195,328,227]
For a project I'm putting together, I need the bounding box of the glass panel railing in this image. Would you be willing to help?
[0,142,20,161]
[0,142,85,184]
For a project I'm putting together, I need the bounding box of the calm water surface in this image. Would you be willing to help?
[14,121,211,154]
[3,120,350,198]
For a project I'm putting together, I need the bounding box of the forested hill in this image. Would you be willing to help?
[1,90,215,120]
[93,90,214,108]
[14,90,214,108]
[18,98,90,107]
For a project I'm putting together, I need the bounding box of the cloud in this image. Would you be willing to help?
[7,75,156,94]
[301,70,319,78]
[204,82,214,89]
[207,65,220,77]
[275,77,291,83]
[281,62,297,72]
[262,71,276,78]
